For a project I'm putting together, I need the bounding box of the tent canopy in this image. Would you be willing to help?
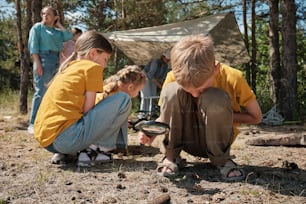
[104,12,250,66]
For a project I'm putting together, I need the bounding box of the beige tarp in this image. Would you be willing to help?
[104,12,250,66]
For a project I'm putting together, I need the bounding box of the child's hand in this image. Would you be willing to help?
[138,131,156,145]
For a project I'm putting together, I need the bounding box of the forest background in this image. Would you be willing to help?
[0,0,305,123]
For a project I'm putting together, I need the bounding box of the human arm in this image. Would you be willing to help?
[138,116,163,145]
[145,59,163,87]
[32,54,43,76]
[54,17,73,41]
[222,64,262,125]
[83,91,96,114]
[152,78,163,88]
[83,63,103,113]
[28,24,43,75]
[233,99,262,124]
[54,17,67,31]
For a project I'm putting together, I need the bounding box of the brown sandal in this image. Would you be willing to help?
[156,158,179,177]
[219,159,245,181]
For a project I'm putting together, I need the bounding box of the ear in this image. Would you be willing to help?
[117,81,123,88]
[88,48,97,60]
[214,62,220,74]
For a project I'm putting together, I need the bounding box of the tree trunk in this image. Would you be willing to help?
[16,0,27,114]
[251,0,257,93]
[54,0,64,24]
[32,0,41,23]
[268,0,281,104]
[243,0,251,84]
[281,0,298,120]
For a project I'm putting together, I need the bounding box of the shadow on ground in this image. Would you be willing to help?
[168,162,306,197]
[54,145,306,199]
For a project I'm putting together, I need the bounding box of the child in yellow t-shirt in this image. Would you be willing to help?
[34,30,132,167]
[138,35,262,181]
[91,65,145,155]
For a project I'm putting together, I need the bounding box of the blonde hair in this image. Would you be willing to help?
[101,65,146,99]
[58,30,112,73]
[171,35,215,88]
[41,6,58,17]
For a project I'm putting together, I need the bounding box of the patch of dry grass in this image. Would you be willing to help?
[1,91,306,203]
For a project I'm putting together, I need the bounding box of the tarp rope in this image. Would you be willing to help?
[261,104,284,126]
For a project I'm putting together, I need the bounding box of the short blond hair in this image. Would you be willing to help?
[171,35,215,88]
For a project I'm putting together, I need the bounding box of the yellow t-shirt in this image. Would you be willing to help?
[34,59,104,147]
[161,63,256,139]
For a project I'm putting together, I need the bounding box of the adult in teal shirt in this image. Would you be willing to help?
[27,6,72,134]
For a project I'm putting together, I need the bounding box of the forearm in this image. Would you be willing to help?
[233,100,262,124]
[152,78,162,88]
[32,54,40,64]
[83,91,96,114]
[233,112,261,124]
[57,24,66,31]
[55,20,67,31]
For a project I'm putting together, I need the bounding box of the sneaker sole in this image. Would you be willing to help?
[77,161,92,167]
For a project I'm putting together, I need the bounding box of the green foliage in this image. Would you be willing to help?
[253,14,306,117]
[296,28,306,117]
[0,14,19,90]
[120,0,168,29]
[0,16,18,70]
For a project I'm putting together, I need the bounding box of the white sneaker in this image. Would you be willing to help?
[77,151,91,167]
[27,124,34,134]
[95,150,112,164]
[77,148,112,167]
[51,153,66,164]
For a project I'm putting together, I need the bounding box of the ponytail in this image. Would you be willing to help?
[101,75,120,99]
[58,51,78,73]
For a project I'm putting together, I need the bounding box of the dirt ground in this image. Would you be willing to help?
[0,114,306,204]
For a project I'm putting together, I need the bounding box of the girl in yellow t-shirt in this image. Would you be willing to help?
[34,30,132,167]
[91,65,145,156]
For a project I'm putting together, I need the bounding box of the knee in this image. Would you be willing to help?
[163,82,191,105]
[199,88,232,112]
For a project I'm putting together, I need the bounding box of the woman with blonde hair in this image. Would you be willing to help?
[27,6,72,133]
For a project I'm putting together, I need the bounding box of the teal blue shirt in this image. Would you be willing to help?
[28,22,73,54]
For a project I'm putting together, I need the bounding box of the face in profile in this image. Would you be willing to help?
[92,49,111,68]
[120,82,145,98]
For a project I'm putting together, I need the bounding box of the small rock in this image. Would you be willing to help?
[116,183,126,189]
[103,196,117,203]
[118,172,126,179]
[147,193,171,204]
[158,185,168,193]
[65,181,73,185]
